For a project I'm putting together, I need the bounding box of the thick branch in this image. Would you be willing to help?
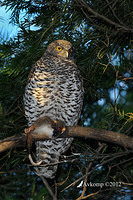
[68,127,133,149]
[0,126,133,153]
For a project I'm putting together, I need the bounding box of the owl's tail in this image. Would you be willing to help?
[35,138,73,179]
[35,141,60,179]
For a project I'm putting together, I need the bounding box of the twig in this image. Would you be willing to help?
[76,190,100,200]
[121,181,133,186]
[76,143,105,199]
[105,0,125,26]
[35,168,57,200]
[111,157,133,168]
[61,151,130,192]
[76,167,89,200]
[56,166,72,186]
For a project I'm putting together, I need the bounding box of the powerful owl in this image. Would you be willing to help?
[24,39,84,178]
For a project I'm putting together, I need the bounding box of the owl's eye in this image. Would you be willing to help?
[56,46,62,51]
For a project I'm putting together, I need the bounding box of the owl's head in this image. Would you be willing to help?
[45,40,75,60]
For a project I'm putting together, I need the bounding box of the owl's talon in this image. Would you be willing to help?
[28,154,43,166]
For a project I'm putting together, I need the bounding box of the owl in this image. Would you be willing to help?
[24,39,84,179]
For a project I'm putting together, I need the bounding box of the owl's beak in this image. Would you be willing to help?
[63,50,68,58]
[59,50,68,58]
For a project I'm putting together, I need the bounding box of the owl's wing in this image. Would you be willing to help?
[27,53,47,83]
[27,64,36,83]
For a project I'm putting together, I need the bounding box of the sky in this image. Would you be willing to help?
[0,6,18,39]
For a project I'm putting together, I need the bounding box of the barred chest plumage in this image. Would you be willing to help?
[24,53,84,178]
[24,55,84,127]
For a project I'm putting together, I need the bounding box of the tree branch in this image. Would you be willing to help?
[35,168,57,200]
[75,0,133,32]
[0,126,133,153]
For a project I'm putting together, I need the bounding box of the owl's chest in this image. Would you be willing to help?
[31,64,80,98]
[25,60,83,125]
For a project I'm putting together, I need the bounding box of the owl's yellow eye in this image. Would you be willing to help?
[56,46,62,51]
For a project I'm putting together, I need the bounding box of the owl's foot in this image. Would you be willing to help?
[53,120,67,136]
